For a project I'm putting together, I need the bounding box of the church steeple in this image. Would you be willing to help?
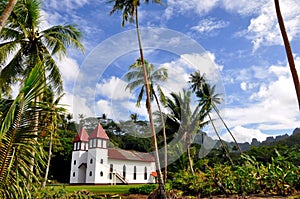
[73,128,89,151]
[89,123,109,148]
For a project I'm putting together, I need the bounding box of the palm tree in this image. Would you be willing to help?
[189,71,242,154]
[0,0,18,32]
[274,0,300,110]
[108,1,166,196]
[197,82,233,164]
[0,0,84,95]
[39,87,66,188]
[125,58,169,182]
[165,90,208,175]
[0,63,46,198]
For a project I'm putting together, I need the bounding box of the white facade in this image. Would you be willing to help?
[70,124,156,184]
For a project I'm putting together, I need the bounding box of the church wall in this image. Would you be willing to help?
[70,150,88,184]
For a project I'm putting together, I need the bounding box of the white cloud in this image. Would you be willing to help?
[60,92,94,122]
[191,18,229,34]
[163,0,218,19]
[59,57,80,82]
[238,0,300,50]
[222,125,268,143]
[96,76,134,100]
[223,62,299,132]
[240,82,247,91]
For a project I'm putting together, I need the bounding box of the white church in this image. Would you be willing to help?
[69,123,157,184]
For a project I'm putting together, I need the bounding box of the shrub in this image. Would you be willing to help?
[128,184,156,195]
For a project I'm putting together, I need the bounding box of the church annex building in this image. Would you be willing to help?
[70,123,157,184]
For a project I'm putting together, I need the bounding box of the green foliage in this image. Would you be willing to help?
[170,151,300,197]
[129,184,156,195]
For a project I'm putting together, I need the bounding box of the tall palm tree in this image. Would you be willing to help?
[197,82,233,164]
[0,0,84,95]
[0,63,46,198]
[189,71,242,154]
[108,1,166,196]
[165,90,208,175]
[39,87,66,188]
[274,0,300,110]
[0,0,18,32]
[125,58,169,182]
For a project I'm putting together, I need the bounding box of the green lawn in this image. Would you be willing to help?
[63,184,146,194]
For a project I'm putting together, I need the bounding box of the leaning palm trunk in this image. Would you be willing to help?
[42,131,53,188]
[135,7,166,198]
[186,134,195,175]
[212,104,242,154]
[0,0,18,32]
[274,0,300,110]
[153,92,167,183]
[208,114,233,164]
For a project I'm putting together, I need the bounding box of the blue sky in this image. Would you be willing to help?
[40,0,300,143]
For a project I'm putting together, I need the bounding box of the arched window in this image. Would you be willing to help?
[144,167,147,180]
[133,166,137,180]
[90,158,93,164]
[73,172,75,177]
[89,171,92,176]
[100,159,103,164]
[74,160,76,165]
[100,171,103,177]
[123,165,126,178]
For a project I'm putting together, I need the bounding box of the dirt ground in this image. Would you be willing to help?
[119,194,300,199]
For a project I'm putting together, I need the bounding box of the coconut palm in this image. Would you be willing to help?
[0,0,18,32]
[0,0,84,96]
[165,90,208,175]
[274,0,300,110]
[189,71,242,154]
[108,0,166,196]
[196,82,233,164]
[39,87,66,188]
[0,63,46,198]
[125,58,169,182]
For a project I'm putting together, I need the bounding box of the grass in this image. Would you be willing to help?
[60,184,147,194]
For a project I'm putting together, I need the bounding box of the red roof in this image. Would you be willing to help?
[90,123,109,140]
[108,148,155,162]
[73,128,89,142]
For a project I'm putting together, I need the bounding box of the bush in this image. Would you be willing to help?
[128,184,156,195]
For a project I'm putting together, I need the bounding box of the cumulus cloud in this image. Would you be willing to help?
[223,60,299,132]
[60,92,94,122]
[96,76,134,100]
[222,125,268,143]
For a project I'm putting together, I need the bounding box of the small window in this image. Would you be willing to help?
[144,167,147,180]
[100,159,103,164]
[90,158,93,164]
[74,160,76,165]
[89,171,92,176]
[100,171,103,177]
[73,172,75,177]
[123,165,126,178]
[133,166,137,180]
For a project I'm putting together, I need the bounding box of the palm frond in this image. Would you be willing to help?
[0,62,46,198]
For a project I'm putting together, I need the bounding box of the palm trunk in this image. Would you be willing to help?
[0,0,18,32]
[274,0,300,110]
[135,7,166,198]
[42,131,53,188]
[186,133,195,175]
[208,113,233,165]
[212,104,242,154]
[153,93,167,183]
